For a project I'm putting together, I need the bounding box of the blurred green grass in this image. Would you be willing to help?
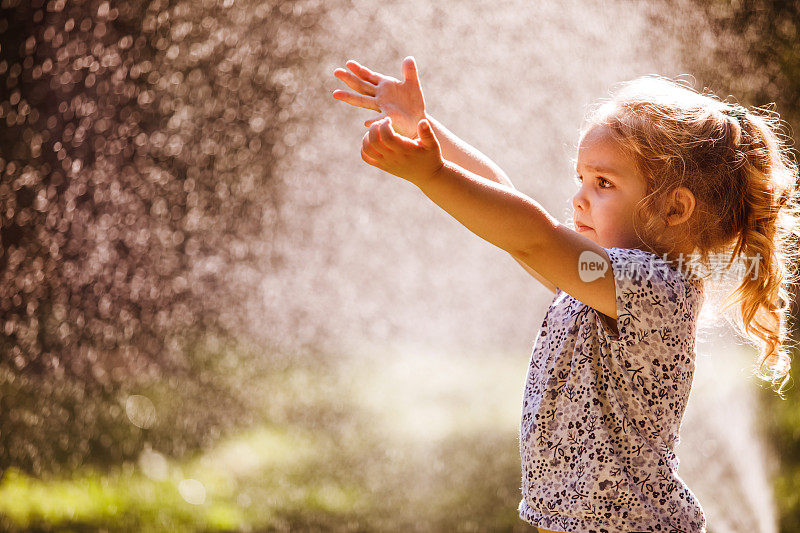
[0,343,535,532]
[756,324,800,532]
[3,336,795,532]
[0,425,361,531]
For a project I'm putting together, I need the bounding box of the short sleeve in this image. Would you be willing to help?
[597,247,690,346]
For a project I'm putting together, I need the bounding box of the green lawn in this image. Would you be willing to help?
[0,343,535,532]
[3,338,795,532]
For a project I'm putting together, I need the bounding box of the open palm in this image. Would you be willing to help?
[333,56,427,139]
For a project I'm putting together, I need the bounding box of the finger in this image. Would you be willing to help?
[362,131,384,160]
[402,56,422,89]
[334,68,377,96]
[332,90,380,112]
[379,118,412,151]
[369,120,395,153]
[381,118,419,152]
[378,118,400,149]
[346,60,383,85]
[417,119,438,148]
[361,147,382,168]
[365,113,387,127]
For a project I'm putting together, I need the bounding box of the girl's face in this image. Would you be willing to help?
[572,125,649,250]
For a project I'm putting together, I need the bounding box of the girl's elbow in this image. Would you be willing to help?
[515,220,559,258]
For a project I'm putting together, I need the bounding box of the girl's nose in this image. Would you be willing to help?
[572,191,588,211]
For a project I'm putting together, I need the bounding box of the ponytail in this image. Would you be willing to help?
[718,109,800,397]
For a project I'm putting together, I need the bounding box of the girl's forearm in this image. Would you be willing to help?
[425,114,515,190]
[422,116,559,293]
[415,160,554,257]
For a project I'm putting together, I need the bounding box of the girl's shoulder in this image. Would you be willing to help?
[598,246,704,346]
[604,246,704,294]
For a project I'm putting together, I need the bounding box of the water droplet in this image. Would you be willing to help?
[138,447,169,480]
[125,394,157,429]
[178,478,206,505]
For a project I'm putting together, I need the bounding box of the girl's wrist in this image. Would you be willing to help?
[413,159,447,189]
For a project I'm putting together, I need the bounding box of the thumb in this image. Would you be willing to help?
[365,113,386,127]
[417,119,436,146]
[402,56,421,88]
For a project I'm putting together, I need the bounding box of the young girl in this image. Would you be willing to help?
[332,57,800,533]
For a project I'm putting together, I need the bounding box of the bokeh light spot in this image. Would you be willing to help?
[125,394,156,429]
[178,478,206,505]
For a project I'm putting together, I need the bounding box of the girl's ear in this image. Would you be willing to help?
[665,187,695,226]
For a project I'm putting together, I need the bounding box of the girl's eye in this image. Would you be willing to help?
[574,175,612,189]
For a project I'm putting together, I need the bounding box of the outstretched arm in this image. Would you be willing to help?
[333,57,557,293]
[422,116,556,293]
[423,115,515,189]
[359,118,617,319]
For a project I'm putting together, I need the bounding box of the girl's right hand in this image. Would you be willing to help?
[333,56,427,139]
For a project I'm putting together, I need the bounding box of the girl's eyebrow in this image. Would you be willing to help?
[575,163,622,178]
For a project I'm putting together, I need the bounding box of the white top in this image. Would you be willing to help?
[519,246,707,533]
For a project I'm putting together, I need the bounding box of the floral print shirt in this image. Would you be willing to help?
[519,247,707,533]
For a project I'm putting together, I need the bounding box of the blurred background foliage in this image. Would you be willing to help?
[0,0,798,531]
[0,0,326,478]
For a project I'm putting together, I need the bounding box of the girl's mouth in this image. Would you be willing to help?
[575,222,592,231]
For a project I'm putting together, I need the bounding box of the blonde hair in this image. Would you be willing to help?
[581,75,800,397]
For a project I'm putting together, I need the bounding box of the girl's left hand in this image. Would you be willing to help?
[361,117,444,186]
